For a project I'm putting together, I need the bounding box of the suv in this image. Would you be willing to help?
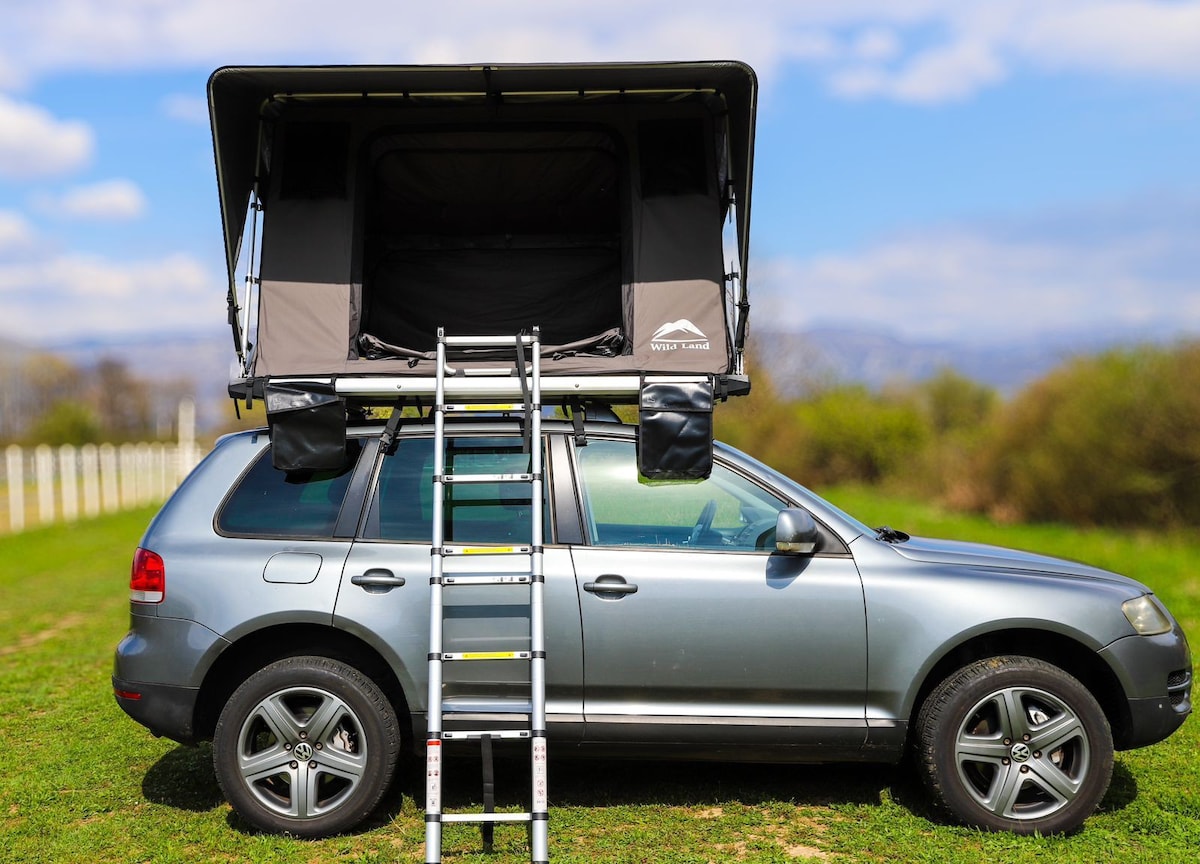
[113,417,1191,837]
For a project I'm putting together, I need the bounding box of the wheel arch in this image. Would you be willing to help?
[905,628,1133,749]
[193,623,414,747]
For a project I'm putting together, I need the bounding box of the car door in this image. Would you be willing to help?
[569,435,868,753]
[333,432,583,742]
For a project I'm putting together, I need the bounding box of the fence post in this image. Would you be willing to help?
[178,398,196,483]
[5,445,23,533]
[59,444,78,522]
[35,444,55,525]
[80,444,100,518]
[119,444,137,509]
[100,443,119,512]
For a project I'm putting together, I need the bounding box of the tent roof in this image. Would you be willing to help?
[207,61,757,295]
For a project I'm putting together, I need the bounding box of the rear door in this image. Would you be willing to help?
[569,435,868,753]
[333,433,583,741]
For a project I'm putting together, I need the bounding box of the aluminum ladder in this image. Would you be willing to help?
[425,327,549,864]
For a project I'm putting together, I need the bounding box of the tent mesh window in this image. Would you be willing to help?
[361,128,625,353]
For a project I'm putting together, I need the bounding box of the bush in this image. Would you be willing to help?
[970,342,1200,528]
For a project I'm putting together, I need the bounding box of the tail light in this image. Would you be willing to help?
[131,547,165,603]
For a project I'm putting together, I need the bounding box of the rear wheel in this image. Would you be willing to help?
[915,656,1113,835]
[213,656,400,837]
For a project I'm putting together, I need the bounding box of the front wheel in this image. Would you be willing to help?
[213,656,401,837]
[915,656,1113,835]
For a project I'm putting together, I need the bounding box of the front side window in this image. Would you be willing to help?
[218,441,363,538]
[576,438,786,550]
[363,436,549,544]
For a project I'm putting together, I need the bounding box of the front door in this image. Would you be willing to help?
[569,436,868,752]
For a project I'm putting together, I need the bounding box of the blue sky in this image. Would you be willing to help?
[1,0,1198,350]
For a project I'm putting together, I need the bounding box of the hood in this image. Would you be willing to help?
[889,535,1148,592]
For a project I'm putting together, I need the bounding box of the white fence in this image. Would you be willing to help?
[0,400,202,535]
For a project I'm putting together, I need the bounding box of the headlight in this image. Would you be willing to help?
[1122,594,1172,636]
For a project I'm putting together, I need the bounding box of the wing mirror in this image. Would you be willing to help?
[775,508,818,555]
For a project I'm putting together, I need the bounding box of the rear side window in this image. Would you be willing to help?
[362,435,548,544]
[218,442,363,538]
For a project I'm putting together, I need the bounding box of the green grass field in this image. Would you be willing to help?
[0,499,1196,863]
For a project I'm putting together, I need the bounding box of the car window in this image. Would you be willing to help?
[363,436,549,544]
[218,441,363,538]
[576,438,786,550]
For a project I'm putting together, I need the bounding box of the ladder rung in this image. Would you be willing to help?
[443,574,532,586]
[442,402,528,413]
[442,730,532,741]
[441,812,533,824]
[442,698,532,714]
[442,472,534,484]
[442,545,532,557]
[443,651,532,662]
[443,334,536,347]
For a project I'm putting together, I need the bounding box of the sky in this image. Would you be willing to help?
[1,0,1198,353]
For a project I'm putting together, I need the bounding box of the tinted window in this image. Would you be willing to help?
[576,438,785,550]
[218,442,362,538]
[363,436,549,544]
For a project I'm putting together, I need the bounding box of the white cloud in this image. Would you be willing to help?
[755,197,1200,343]
[162,93,209,125]
[35,179,148,221]
[833,38,1007,104]
[0,251,216,341]
[0,93,93,179]
[0,210,36,253]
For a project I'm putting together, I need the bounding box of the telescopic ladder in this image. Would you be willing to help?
[425,327,549,864]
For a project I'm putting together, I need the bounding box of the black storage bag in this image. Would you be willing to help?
[265,382,348,472]
[638,381,714,480]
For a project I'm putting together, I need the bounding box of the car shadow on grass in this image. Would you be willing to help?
[139,743,1139,834]
[378,750,923,820]
[142,743,224,812]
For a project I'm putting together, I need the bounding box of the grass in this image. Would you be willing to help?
[0,500,1196,863]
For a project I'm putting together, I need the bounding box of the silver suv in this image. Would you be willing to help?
[113,417,1191,838]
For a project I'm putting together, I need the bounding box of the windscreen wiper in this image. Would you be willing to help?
[875,525,910,543]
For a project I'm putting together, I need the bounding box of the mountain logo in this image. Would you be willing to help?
[650,319,710,351]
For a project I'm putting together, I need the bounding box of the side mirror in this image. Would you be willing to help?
[776,508,818,555]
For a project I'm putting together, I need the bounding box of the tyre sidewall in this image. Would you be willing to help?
[917,656,1113,835]
[213,656,400,837]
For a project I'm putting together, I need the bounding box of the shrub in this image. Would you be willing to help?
[971,342,1200,527]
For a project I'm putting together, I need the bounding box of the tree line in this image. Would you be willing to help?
[716,340,1200,530]
[0,353,193,446]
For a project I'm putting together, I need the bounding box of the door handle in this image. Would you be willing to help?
[351,569,406,590]
[583,575,638,596]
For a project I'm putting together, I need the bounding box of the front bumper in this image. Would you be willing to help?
[1100,624,1192,750]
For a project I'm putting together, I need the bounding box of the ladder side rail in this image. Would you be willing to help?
[528,328,550,864]
[425,328,448,863]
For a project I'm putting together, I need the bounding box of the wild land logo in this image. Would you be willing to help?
[650,319,710,351]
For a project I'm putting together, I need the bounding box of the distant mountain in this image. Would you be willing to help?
[752,328,1139,396]
[53,330,240,430]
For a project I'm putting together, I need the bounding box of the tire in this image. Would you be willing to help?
[213,656,401,837]
[915,656,1113,835]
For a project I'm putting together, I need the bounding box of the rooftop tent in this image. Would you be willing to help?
[208,62,757,394]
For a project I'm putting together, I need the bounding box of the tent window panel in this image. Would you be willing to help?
[362,129,623,353]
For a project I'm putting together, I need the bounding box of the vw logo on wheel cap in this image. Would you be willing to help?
[293,741,314,761]
[1010,742,1032,763]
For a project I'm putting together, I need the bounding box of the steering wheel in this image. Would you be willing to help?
[733,517,779,550]
[688,499,718,547]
